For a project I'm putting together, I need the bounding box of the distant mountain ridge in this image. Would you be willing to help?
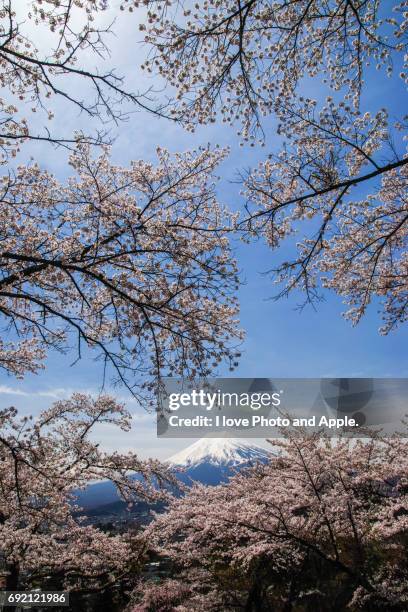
[76,438,272,511]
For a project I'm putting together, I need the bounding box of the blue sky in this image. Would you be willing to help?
[1,4,408,459]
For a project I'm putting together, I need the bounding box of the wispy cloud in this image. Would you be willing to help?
[0,385,149,406]
[0,385,86,399]
[0,385,30,397]
[132,413,155,423]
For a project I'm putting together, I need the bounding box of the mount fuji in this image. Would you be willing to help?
[167,438,272,486]
[75,438,272,512]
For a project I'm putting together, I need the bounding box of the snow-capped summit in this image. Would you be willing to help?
[75,438,273,511]
[168,437,271,467]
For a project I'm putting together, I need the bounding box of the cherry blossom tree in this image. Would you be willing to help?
[135,0,408,331]
[0,142,241,397]
[135,431,408,610]
[129,579,195,611]
[241,100,408,333]
[0,1,242,602]
[0,2,243,396]
[0,392,176,591]
[0,0,167,160]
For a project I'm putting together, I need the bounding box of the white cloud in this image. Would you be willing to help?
[0,385,29,396]
[0,385,89,399]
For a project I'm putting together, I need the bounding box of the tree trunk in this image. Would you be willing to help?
[6,562,19,590]
[245,582,263,612]
[4,563,19,612]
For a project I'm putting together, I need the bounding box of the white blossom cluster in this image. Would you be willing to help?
[0,143,242,396]
[135,431,408,609]
[131,0,408,330]
[130,0,407,139]
[0,393,175,589]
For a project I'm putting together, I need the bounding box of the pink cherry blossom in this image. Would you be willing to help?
[0,393,176,590]
[134,430,408,609]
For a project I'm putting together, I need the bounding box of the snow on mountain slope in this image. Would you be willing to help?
[76,439,273,511]
[167,437,272,467]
